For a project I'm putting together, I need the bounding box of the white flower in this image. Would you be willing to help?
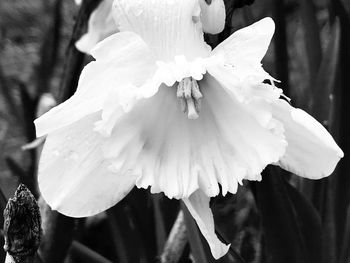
[75,0,118,54]
[35,0,343,259]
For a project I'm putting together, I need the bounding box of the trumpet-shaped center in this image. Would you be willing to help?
[177,77,203,119]
[113,0,211,61]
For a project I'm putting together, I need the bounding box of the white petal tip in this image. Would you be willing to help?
[338,149,344,158]
[260,17,275,29]
[75,34,96,54]
[212,244,231,260]
[199,0,226,34]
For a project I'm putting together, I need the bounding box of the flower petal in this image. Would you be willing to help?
[207,63,281,103]
[272,99,343,179]
[35,31,156,137]
[199,0,226,34]
[38,113,137,217]
[212,17,275,66]
[183,190,230,259]
[200,74,287,185]
[101,74,286,199]
[113,0,211,61]
[75,0,117,54]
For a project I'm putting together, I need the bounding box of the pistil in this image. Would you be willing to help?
[176,77,203,119]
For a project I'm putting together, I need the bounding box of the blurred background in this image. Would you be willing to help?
[0,0,349,262]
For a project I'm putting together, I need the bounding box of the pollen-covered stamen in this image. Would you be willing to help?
[176,77,203,119]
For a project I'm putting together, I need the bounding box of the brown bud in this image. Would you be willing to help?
[3,184,42,263]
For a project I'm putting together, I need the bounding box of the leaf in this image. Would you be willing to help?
[59,0,102,102]
[181,202,209,263]
[69,241,113,263]
[300,0,322,88]
[251,166,322,263]
[329,1,350,259]
[39,207,76,263]
[182,202,243,263]
[105,211,129,263]
[339,204,350,263]
[211,189,261,263]
[312,18,341,126]
[271,0,289,94]
[5,157,26,180]
[107,204,147,263]
[152,194,167,254]
[0,187,7,227]
[35,0,62,95]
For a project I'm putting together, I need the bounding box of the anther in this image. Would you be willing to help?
[176,77,203,119]
[183,78,192,99]
[177,80,184,98]
[187,97,199,119]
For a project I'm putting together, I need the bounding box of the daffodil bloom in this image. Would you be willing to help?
[35,0,343,259]
[75,0,118,54]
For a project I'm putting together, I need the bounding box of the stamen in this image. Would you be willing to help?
[179,97,187,113]
[186,97,199,119]
[176,77,203,119]
[191,78,202,113]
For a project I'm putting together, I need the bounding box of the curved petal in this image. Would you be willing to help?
[38,113,137,217]
[100,74,286,199]
[199,74,287,185]
[199,0,226,34]
[207,63,281,103]
[35,32,156,137]
[272,100,343,179]
[212,17,275,66]
[113,0,211,61]
[75,0,118,54]
[183,190,230,259]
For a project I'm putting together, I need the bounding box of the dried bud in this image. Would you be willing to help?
[3,184,42,263]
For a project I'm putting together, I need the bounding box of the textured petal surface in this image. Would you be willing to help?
[272,100,343,179]
[199,0,226,34]
[100,74,287,199]
[212,17,275,65]
[183,190,230,259]
[38,113,137,217]
[113,0,211,61]
[75,0,118,54]
[35,32,156,137]
[207,63,281,103]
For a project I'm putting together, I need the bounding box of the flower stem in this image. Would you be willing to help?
[160,211,187,263]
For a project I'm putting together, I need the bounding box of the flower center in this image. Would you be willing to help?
[176,77,203,119]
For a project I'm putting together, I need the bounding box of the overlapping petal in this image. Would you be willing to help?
[183,190,230,259]
[212,17,275,66]
[38,113,138,217]
[272,99,344,179]
[35,32,156,137]
[75,0,118,54]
